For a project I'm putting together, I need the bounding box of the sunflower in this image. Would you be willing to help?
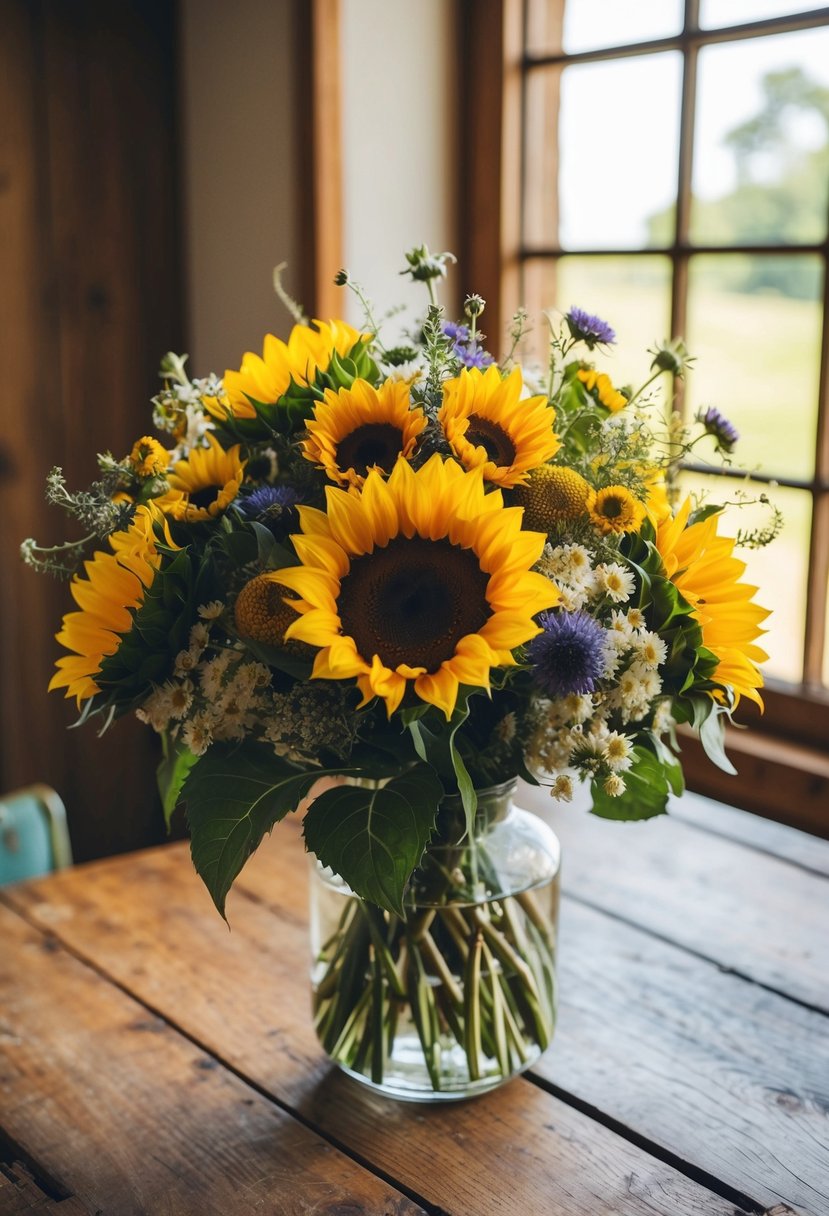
[156,434,246,522]
[129,436,169,478]
[302,378,427,488]
[655,498,769,708]
[206,319,366,421]
[269,454,559,718]
[234,573,303,649]
[512,465,595,533]
[577,368,627,412]
[589,485,647,535]
[49,506,175,706]
[438,366,560,488]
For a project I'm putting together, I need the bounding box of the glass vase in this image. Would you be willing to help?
[308,780,561,1102]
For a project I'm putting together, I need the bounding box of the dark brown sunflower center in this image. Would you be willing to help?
[465,415,516,466]
[188,484,222,509]
[600,496,623,518]
[336,423,404,477]
[337,537,491,673]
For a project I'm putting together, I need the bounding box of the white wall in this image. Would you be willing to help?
[340,0,459,338]
[181,0,458,368]
[180,0,302,374]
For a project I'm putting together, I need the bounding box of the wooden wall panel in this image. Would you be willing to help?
[0,0,183,862]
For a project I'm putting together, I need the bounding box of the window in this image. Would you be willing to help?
[460,0,829,827]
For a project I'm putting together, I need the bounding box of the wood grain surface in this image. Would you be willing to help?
[523,784,829,1013]
[4,816,826,1215]
[0,904,426,1216]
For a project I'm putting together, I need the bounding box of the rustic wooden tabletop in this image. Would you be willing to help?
[1,783,827,1216]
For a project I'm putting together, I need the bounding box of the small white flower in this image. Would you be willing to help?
[626,607,646,629]
[557,584,587,612]
[189,622,210,651]
[636,630,668,669]
[608,609,628,634]
[198,600,225,620]
[629,660,662,699]
[596,563,635,604]
[174,649,198,677]
[603,731,634,773]
[603,773,627,797]
[550,774,574,802]
[384,360,424,384]
[562,693,593,724]
[182,714,213,756]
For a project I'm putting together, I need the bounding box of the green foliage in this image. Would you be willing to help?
[182,740,357,919]
[590,745,674,821]
[96,546,209,709]
[157,735,199,829]
[302,765,444,916]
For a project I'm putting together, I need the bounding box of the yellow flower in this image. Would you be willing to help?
[129,436,169,478]
[49,506,175,706]
[302,378,427,488]
[438,366,560,487]
[589,485,647,535]
[234,574,301,648]
[578,368,627,412]
[269,454,559,719]
[156,434,246,522]
[656,499,769,709]
[207,319,367,421]
[512,465,595,533]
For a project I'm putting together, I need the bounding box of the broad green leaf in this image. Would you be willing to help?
[590,746,671,821]
[303,765,444,915]
[157,737,199,829]
[182,741,353,918]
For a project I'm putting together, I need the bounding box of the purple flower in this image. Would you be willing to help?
[456,340,495,370]
[565,307,616,350]
[238,485,301,535]
[528,610,606,698]
[442,321,470,344]
[699,406,739,453]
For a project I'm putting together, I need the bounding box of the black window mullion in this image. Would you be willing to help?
[521,0,829,691]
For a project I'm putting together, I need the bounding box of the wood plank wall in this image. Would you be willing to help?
[0,0,183,862]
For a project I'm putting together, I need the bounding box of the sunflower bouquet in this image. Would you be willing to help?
[24,245,771,1097]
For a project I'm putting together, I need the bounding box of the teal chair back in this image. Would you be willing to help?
[0,785,73,885]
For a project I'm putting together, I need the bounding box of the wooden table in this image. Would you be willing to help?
[1,783,827,1216]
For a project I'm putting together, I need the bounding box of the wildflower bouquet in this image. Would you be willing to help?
[25,246,770,1097]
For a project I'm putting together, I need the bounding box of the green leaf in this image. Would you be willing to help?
[590,746,672,821]
[182,741,352,918]
[157,737,199,829]
[302,765,444,915]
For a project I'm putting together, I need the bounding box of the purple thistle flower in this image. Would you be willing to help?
[238,485,301,535]
[699,406,739,453]
[528,610,606,698]
[565,307,616,350]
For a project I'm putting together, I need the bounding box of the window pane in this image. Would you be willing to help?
[556,55,682,249]
[523,256,672,387]
[699,1,829,29]
[678,473,810,685]
[531,0,683,56]
[691,29,829,246]
[685,254,822,482]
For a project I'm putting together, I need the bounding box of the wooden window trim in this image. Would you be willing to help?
[460,0,829,832]
[296,0,343,319]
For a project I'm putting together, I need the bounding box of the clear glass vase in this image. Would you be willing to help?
[308,780,561,1102]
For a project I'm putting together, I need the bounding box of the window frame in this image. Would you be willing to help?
[459,0,829,832]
